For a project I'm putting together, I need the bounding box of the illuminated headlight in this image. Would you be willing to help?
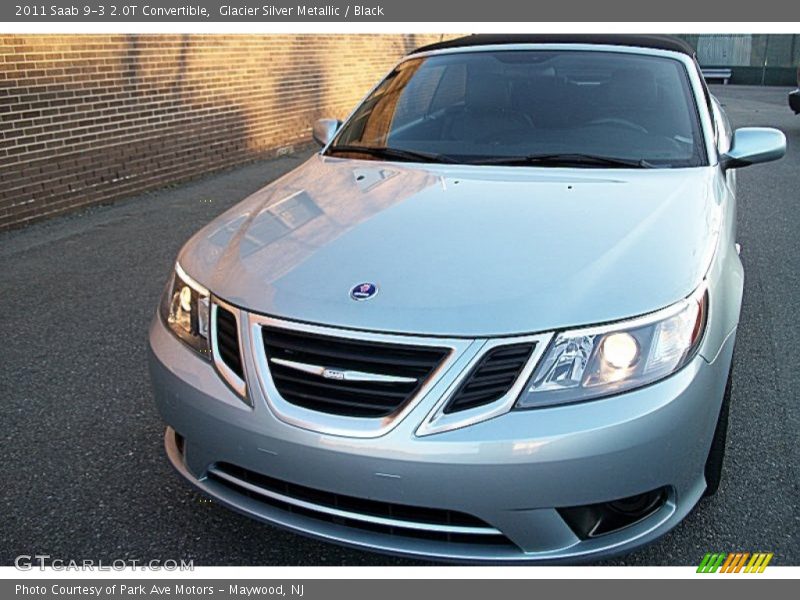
[159,263,211,357]
[516,288,707,409]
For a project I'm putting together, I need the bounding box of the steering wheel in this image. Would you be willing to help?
[586,118,648,134]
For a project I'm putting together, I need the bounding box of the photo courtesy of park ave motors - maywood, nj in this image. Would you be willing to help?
[148,34,787,562]
[14,584,304,597]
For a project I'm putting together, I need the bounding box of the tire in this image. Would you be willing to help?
[703,361,733,497]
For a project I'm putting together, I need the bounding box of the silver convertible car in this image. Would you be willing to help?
[148,35,786,562]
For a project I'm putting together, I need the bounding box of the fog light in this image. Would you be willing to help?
[557,487,668,539]
[608,491,663,516]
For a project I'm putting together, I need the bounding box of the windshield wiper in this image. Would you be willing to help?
[468,153,657,169]
[326,145,457,164]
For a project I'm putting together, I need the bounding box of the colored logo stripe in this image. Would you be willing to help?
[745,553,773,573]
[697,552,773,573]
[697,553,726,573]
[723,553,748,573]
[720,553,737,572]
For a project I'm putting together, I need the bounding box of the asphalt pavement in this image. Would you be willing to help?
[1,85,798,566]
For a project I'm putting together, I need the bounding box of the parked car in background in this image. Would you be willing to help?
[148,34,786,562]
[790,66,800,113]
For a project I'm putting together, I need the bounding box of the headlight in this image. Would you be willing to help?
[516,288,707,409]
[159,263,211,357]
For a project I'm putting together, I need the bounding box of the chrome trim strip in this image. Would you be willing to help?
[207,466,501,536]
[416,332,554,437]
[210,300,248,401]
[175,261,209,297]
[248,313,477,438]
[563,283,708,339]
[270,357,417,384]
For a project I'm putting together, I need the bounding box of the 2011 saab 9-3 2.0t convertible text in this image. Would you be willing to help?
[148,35,786,562]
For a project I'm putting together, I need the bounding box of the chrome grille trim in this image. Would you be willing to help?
[416,333,554,437]
[269,357,418,384]
[247,313,477,438]
[210,299,248,400]
[207,465,502,536]
[244,312,554,437]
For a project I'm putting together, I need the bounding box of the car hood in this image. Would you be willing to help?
[179,155,722,337]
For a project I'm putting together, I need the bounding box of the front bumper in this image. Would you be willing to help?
[790,89,800,114]
[148,314,734,562]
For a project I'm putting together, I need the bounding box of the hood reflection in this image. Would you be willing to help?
[207,156,436,288]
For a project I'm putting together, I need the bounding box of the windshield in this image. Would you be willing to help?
[327,50,707,168]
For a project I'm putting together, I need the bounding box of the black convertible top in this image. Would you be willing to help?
[410,34,696,57]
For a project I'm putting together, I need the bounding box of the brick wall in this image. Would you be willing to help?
[0,34,449,230]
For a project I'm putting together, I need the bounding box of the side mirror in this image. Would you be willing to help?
[312,118,341,147]
[720,127,786,170]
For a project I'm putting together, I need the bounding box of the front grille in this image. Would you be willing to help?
[215,306,244,379]
[208,462,514,547]
[262,326,449,418]
[444,343,535,413]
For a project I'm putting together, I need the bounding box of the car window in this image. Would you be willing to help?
[330,50,708,168]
